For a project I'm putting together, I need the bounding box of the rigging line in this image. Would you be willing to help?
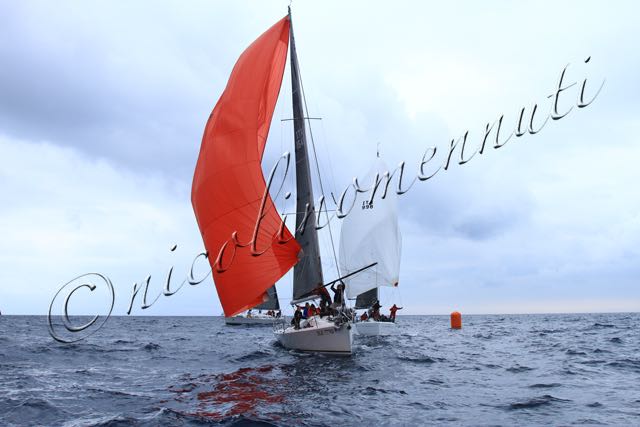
[296,62,340,278]
[319,119,339,201]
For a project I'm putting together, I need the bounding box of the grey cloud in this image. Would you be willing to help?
[0,2,278,182]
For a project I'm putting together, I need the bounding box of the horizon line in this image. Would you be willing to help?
[4,310,639,317]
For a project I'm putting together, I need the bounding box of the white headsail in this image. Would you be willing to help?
[339,157,402,300]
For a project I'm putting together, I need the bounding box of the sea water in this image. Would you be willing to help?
[1,314,639,426]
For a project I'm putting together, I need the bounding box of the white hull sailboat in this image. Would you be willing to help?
[224,286,281,326]
[273,9,357,354]
[191,8,357,355]
[225,314,278,326]
[275,316,353,355]
[339,157,403,337]
[355,320,397,336]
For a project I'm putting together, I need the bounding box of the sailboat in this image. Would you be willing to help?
[192,9,358,355]
[339,157,402,336]
[224,285,282,325]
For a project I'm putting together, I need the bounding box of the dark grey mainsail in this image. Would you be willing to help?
[289,12,324,301]
[254,285,280,311]
[355,288,378,309]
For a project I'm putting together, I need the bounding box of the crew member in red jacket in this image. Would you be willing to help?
[389,304,403,322]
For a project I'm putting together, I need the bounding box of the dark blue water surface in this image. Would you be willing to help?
[1,314,639,426]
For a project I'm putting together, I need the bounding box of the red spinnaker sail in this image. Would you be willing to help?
[191,16,300,317]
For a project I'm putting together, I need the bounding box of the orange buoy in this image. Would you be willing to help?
[450,311,462,329]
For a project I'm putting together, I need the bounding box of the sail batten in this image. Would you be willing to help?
[289,14,325,300]
[191,16,300,317]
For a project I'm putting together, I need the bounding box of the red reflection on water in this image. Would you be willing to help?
[169,365,286,420]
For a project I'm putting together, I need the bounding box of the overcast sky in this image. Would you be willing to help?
[1,1,638,316]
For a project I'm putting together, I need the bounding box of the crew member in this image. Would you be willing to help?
[330,282,345,309]
[372,300,381,320]
[389,304,402,322]
[314,284,332,306]
[292,306,303,329]
[308,303,318,317]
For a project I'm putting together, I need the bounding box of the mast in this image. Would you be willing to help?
[289,9,325,301]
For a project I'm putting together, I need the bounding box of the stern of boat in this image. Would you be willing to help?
[274,316,353,355]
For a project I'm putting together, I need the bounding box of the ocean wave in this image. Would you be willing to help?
[29,344,52,353]
[398,332,420,338]
[142,342,161,351]
[473,333,494,340]
[606,358,640,372]
[232,349,273,362]
[532,328,564,334]
[287,349,312,357]
[2,397,69,423]
[359,343,384,351]
[483,363,502,369]
[363,386,407,395]
[505,394,571,410]
[86,387,148,398]
[408,401,430,410]
[506,365,534,373]
[224,417,285,427]
[396,355,437,364]
[0,363,22,370]
[168,382,198,394]
[528,383,562,389]
[422,378,446,385]
[592,323,616,329]
[56,343,138,353]
[578,359,606,366]
[73,414,143,427]
[455,365,482,372]
[573,418,606,425]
